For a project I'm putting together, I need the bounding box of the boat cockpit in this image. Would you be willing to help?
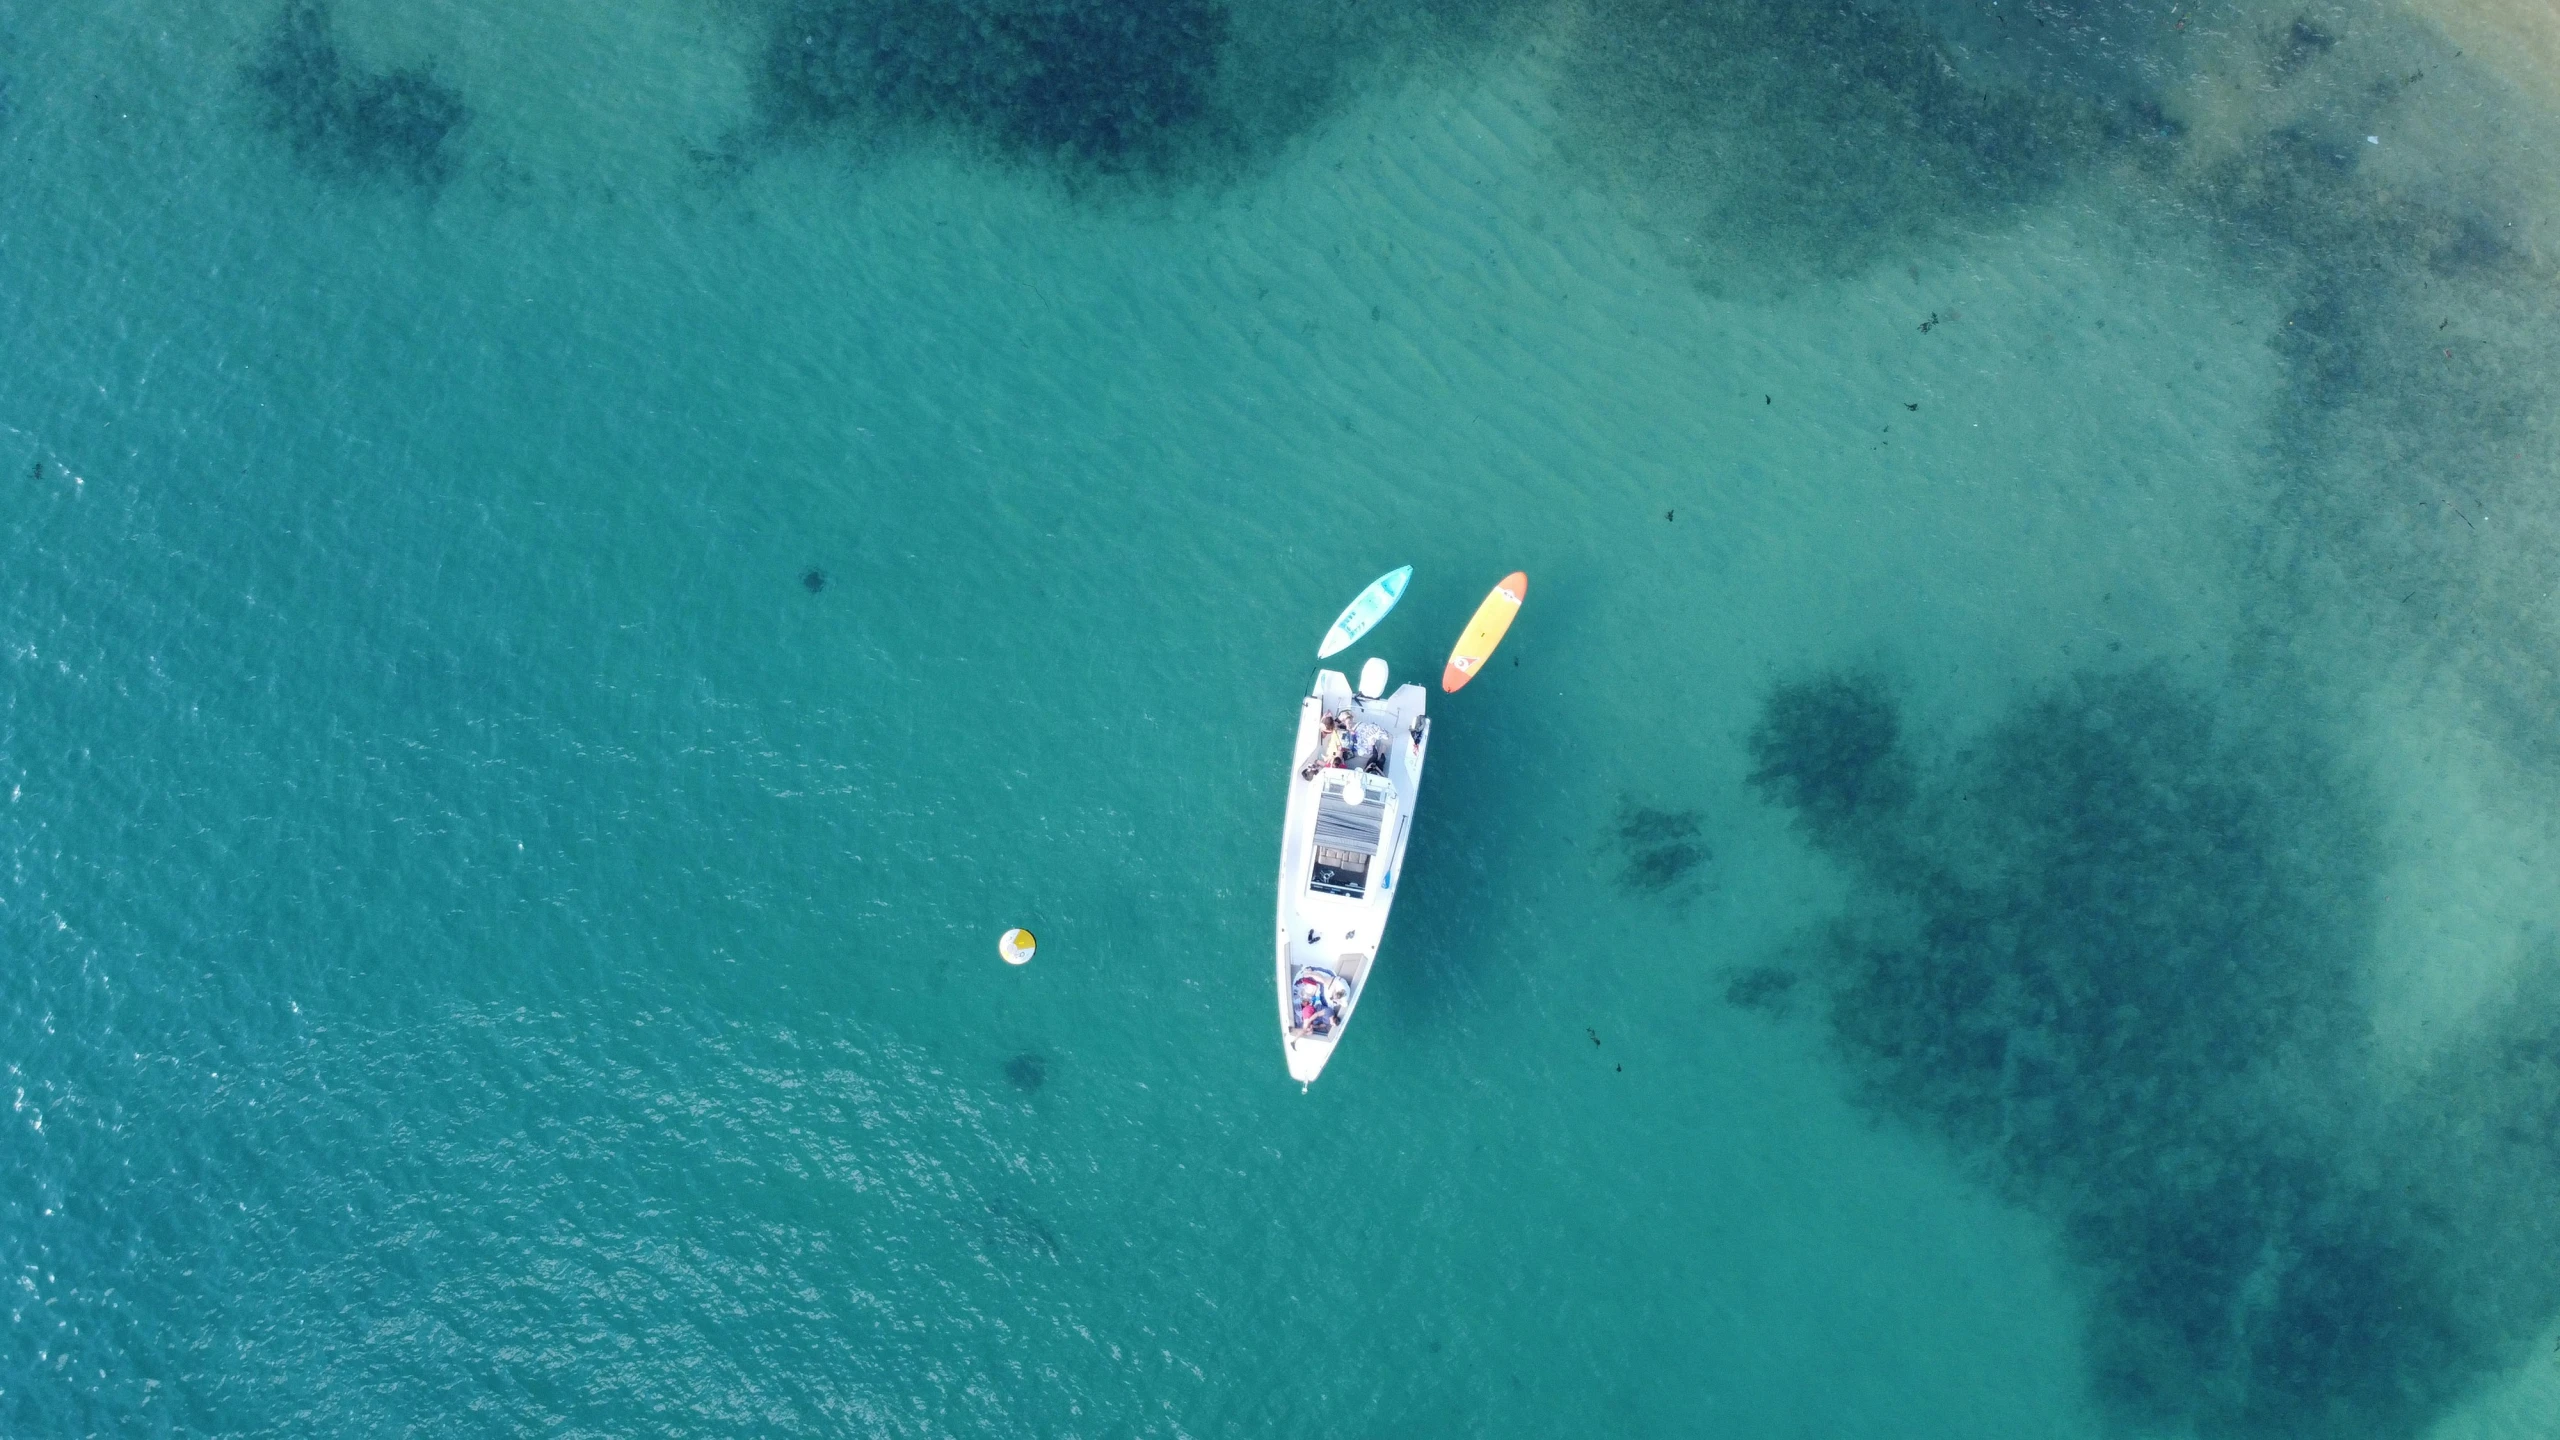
[1290,966,1352,1037]
[1300,707,1395,781]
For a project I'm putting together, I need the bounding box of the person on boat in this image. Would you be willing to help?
[1347,722,1388,775]
[1325,712,1358,766]
[1302,714,1340,780]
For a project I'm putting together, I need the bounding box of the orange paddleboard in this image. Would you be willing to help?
[1442,572,1527,692]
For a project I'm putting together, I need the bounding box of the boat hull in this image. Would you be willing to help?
[1276,668,1429,1084]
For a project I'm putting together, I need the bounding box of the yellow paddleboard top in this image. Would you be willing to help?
[1442,572,1527,692]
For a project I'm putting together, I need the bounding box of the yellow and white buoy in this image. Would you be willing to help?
[998,928,1037,966]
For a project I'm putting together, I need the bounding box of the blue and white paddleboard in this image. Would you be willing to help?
[1317,566,1412,658]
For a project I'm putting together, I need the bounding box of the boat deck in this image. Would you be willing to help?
[1276,667,1430,1083]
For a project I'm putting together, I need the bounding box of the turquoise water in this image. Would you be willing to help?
[8,0,2560,1434]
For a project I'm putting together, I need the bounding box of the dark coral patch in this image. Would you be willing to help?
[1808,668,2377,1172]
[245,2,467,189]
[1743,672,1912,849]
[2270,280,2369,415]
[2271,15,2340,80]
[2173,24,2560,766]
[1749,665,2560,1438]
[1559,0,2130,286]
[1615,803,1709,894]
[1720,965,1797,1016]
[760,0,1231,174]
[1004,1051,1047,1091]
[982,1197,1062,1257]
[801,567,828,593]
[2425,212,2513,279]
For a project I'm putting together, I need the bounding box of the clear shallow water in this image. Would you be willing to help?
[5,1,2560,1435]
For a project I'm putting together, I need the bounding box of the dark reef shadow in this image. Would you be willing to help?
[244,2,469,191]
[1003,1050,1046,1092]
[1743,662,2560,1439]
[1551,0,2169,290]
[720,0,1545,200]
[2171,21,2560,776]
[1719,963,1797,1017]
[756,0,1238,179]
[980,1195,1062,1259]
[1613,800,1710,898]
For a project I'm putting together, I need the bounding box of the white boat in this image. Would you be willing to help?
[1276,658,1431,1085]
